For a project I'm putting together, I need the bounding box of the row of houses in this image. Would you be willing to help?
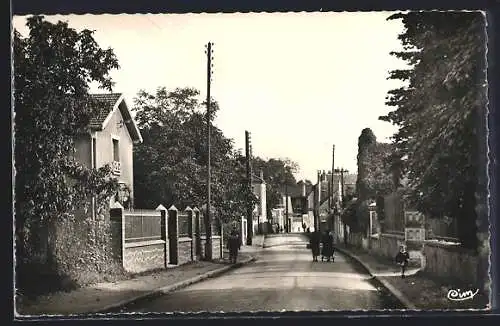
[271,170,357,233]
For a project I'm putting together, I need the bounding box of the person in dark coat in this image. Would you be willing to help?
[321,230,334,262]
[227,226,242,264]
[309,231,321,262]
[328,230,336,262]
[395,244,410,278]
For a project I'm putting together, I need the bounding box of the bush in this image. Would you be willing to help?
[52,213,126,284]
[16,209,127,297]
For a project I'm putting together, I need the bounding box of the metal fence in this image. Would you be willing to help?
[198,215,220,236]
[178,213,191,237]
[200,215,206,235]
[124,210,162,243]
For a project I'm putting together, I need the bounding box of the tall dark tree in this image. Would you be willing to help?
[380,12,487,250]
[356,128,377,201]
[14,16,120,260]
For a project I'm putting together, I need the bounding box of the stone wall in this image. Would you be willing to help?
[200,237,206,258]
[110,206,227,273]
[199,235,222,260]
[368,233,405,260]
[212,235,222,259]
[123,240,165,273]
[177,237,193,266]
[423,240,479,285]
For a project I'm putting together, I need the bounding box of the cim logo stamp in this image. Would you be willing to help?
[446,288,479,301]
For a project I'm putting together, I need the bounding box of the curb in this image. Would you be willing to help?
[335,246,417,310]
[94,256,256,313]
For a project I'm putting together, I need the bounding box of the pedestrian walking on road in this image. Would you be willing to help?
[329,230,336,260]
[395,244,410,278]
[309,231,321,262]
[227,225,242,264]
[321,230,334,262]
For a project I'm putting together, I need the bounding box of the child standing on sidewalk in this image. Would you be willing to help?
[395,244,410,278]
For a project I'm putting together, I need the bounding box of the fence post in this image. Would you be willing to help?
[193,207,201,260]
[219,221,224,259]
[109,202,125,268]
[185,206,194,261]
[156,204,168,269]
[168,205,179,265]
[241,216,246,245]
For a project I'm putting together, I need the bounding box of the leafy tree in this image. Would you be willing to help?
[359,142,394,201]
[354,128,394,231]
[14,16,120,261]
[356,128,377,201]
[341,199,363,233]
[132,87,257,225]
[380,11,487,250]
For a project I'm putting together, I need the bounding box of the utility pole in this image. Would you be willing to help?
[245,130,253,245]
[340,168,346,246]
[328,177,331,230]
[204,41,213,260]
[339,168,347,206]
[315,170,321,232]
[328,177,331,214]
[335,167,349,246]
[331,145,335,232]
[285,184,289,233]
[331,145,335,210]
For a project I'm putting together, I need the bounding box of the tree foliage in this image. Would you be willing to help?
[380,12,487,249]
[14,16,121,259]
[356,128,377,201]
[132,87,257,224]
[356,128,394,202]
[363,143,395,197]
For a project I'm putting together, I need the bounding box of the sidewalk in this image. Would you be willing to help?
[15,251,256,317]
[336,245,489,310]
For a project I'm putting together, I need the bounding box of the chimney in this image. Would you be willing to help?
[301,181,306,197]
[260,169,264,181]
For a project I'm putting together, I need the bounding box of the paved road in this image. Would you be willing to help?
[122,234,402,312]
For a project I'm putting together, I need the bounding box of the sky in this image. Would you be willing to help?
[12,12,409,182]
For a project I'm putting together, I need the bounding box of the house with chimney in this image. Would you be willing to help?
[73,93,143,217]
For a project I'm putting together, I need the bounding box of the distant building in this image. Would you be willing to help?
[315,170,357,232]
[274,181,312,232]
[251,170,267,233]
